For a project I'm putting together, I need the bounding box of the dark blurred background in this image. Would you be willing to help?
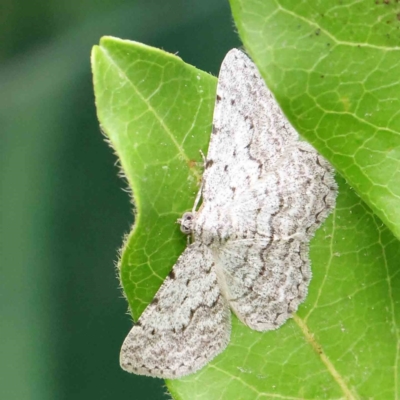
[0,1,239,399]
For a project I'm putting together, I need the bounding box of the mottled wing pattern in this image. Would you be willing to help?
[197,49,337,331]
[120,242,231,379]
[201,49,298,209]
[213,238,310,331]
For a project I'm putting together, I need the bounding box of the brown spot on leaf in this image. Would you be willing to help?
[187,159,197,168]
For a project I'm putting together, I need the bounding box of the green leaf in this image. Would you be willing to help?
[92,37,216,318]
[91,34,400,400]
[230,0,400,241]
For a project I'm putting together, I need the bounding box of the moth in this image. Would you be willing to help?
[120,49,337,379]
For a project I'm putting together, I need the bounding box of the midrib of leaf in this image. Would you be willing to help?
[99,46,202,182]
[293,315,358,400]
[292,208,358,400]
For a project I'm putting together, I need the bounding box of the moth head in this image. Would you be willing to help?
[178,212,195,235]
